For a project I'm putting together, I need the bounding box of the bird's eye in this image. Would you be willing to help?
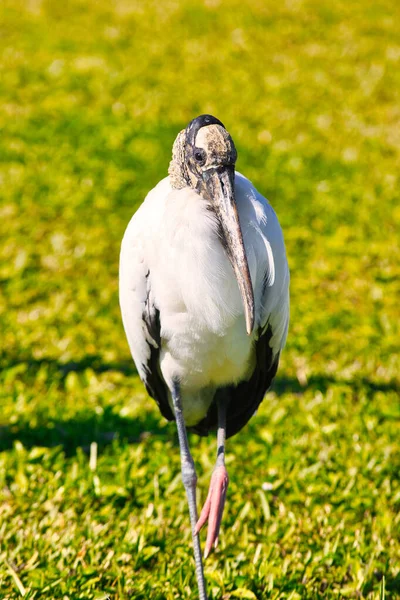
[194,149,206,163]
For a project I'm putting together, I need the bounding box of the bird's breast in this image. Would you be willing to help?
[150,186,255,393]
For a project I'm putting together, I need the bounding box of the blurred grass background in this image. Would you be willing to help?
[0,0,399,598]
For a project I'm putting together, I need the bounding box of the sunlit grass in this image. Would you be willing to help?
[0,0,399,598]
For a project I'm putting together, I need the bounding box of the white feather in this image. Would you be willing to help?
[119,171,289,425]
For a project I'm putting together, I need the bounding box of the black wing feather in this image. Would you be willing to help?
[141,272,174,422]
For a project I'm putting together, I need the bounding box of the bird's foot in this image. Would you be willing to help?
[194,465,229,558]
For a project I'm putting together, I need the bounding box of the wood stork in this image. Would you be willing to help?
[119,115,289,599]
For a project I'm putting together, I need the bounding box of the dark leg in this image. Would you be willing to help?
[195,396,229,558]
[171,381,208,600]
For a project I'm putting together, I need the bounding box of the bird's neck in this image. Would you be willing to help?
[168,159,189,190]
[168,130,191,190]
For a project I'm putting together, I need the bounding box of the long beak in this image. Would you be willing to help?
[203,166,255,335]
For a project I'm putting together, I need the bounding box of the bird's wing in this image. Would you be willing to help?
[191,173,290,438]
[119,184,173,421]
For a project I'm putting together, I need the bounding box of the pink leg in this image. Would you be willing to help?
[195,465,229,558]
[195,396,229,558]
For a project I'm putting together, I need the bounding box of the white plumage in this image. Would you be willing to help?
[120,171,289,426]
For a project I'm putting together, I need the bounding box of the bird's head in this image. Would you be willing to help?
[169,115,255,335]
[184,115,237,188]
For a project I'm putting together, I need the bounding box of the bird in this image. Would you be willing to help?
[119,114,289,599]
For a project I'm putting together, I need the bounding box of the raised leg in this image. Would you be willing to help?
[195,396,229,558]
[171,380,208,600]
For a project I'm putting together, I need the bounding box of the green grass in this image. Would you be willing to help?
[1,0,399,598]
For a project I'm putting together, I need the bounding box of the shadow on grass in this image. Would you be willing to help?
[1,353,137,379]
[3,352,397,394]
[0,405,171,456]
[1,353,169,456]
[0,352,166,455]
[274,374,399,396]
[1,352,398,457]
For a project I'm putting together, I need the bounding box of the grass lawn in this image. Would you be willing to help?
[0,0,399,598]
